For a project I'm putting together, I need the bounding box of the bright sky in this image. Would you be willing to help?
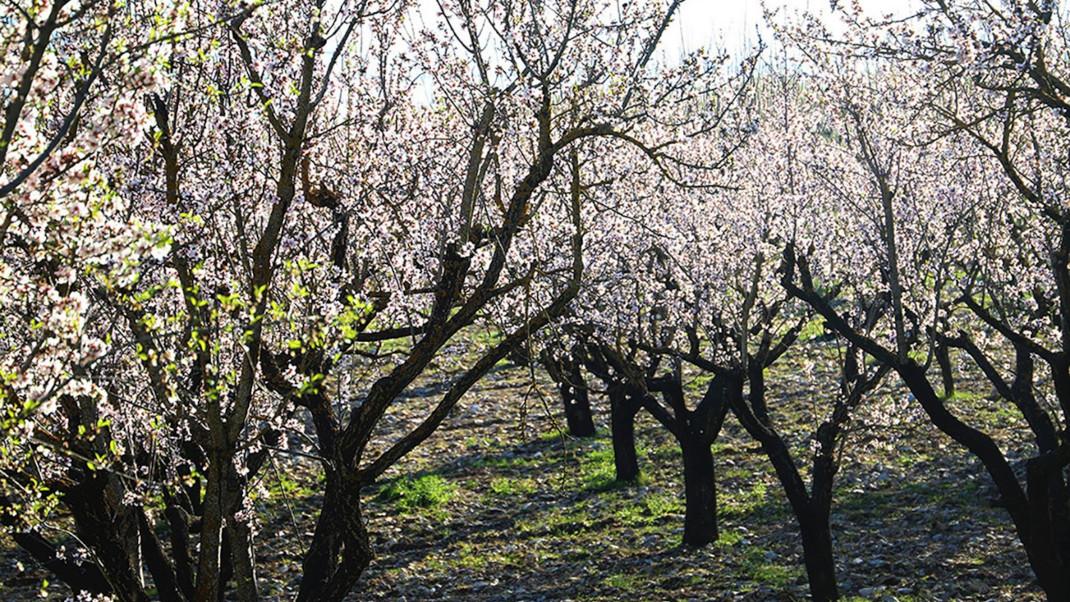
[664,0,918,56]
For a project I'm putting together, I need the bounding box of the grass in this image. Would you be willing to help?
[742,547,804,588]
[263,470,315,501]
[612,494,676,528]
[574,440,648,492]
[578,445,619,491]
[722,482,771,518]
[716,530,744,547]
[377,474,455,513]
[488,476,537,496]
[602,572,643,589]
[642,492,681,518]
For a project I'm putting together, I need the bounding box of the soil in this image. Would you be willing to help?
[0,352,1044,601]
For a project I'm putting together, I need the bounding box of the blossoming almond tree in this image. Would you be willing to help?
[0,0,191,597]
[703,64,898,601]
[563,50,766,548]
[775,3,1070,598]
[0,0,762,599]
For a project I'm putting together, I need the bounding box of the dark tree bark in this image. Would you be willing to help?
[594,344,732,547]
[936,342,954,399]
[563,356,597,437]
[646,368,732,547]
[679,431,718,545]
[543,350,597,438]
[65,476,150,602]
[798,509,838,601]
[582,344,645,482]
[609,385,642,482]
[730,358,843,602]
[296,470,372,602]
[8,529,111,595]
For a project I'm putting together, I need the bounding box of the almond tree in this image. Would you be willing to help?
[0,1,187,597]
[540,343,597,437]
[774,5,1070,597]
[566,48,764,545]
[1,0,741,599]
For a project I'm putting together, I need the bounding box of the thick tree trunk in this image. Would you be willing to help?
[799,511,839,601]
[164,502,196,599]
[680,435,718,546]
[137,511,183,602]
[297,473,373,602]
[1025,456,1070,602]
[745,424,840,600]
[897,366,1070,601]
[194,451,229,602]
[730,370,841,602]
[66,476,149,601]
[560,357,596,437]
[228,515,258,602]
[609,387,641,482]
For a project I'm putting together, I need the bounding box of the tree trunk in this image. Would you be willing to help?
[1025,455,1070,602]
[730,375,840,602]
[680,435,718,546]
[561,357,596,437]
[936,343,954,399]
[164,502,196,599]
[9,530,110,594]
[897,367,1070,600]
[609,387,640,482]
[799,511,839,601]
[194,451,228,602]
[297,473,373,602]
[66,476,150,601]
[228,515,258,602]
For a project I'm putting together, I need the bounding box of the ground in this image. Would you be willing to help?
[0,351,1045,600]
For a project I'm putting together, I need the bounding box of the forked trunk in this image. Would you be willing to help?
[297,473,374,602]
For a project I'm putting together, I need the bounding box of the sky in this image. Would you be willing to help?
[406,1,921,55]
[663,0,919,56]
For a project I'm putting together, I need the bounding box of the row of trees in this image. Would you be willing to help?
[1,0,1068,600]
[537,2,1070,600]
[0,0,734,599]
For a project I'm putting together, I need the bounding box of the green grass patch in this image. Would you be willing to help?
[538,428,569,442]
[579,445,619,491]
[266,471,314,500]
[722,482,770,518]
[378,474,455,512]
[488,476,537,496]
[517,503,596,537]
[716,530,743,547]
[684,372,714,393]
[742,547,804,588]
[602,572,642,590]
[573,440,648,492]
[643,492,681,518]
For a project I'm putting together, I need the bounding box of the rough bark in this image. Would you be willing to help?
[563,356,597,437]
[296,471,372,602]
[680,433,718,546]
[609,386,641,482]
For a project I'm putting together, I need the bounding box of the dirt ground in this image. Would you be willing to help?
[1,354,1045,601]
